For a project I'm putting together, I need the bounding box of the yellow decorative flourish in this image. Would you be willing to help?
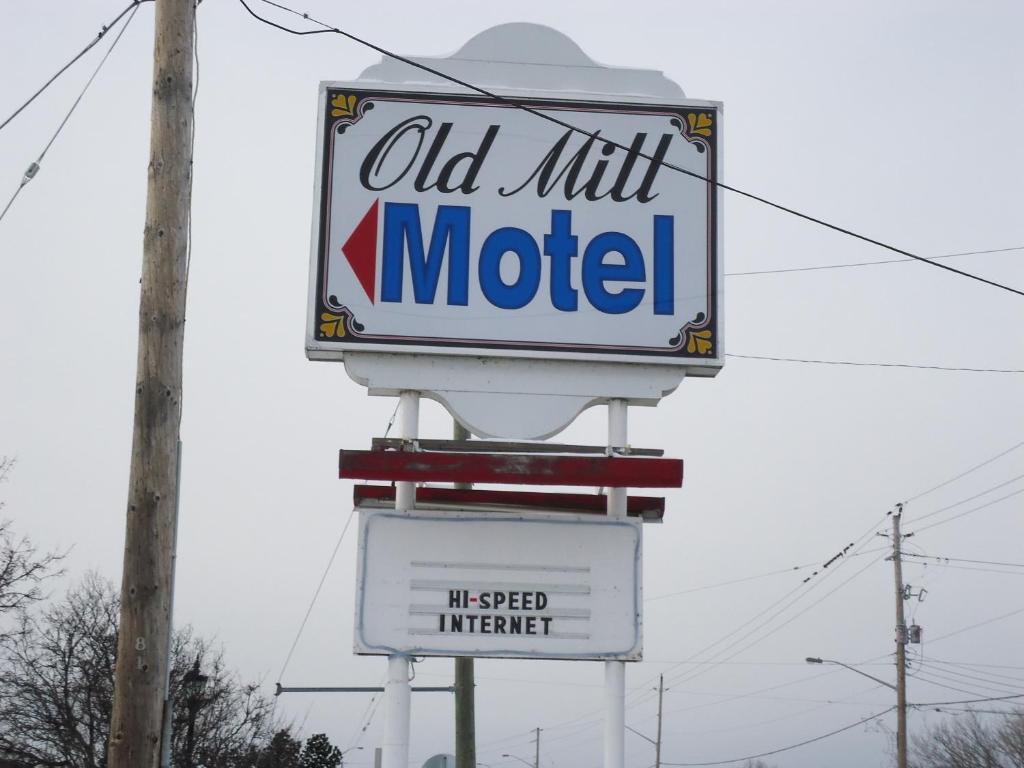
[686,328,713,355]
[687,112,713,137]
[319,312,346,338]
[331,94,358,118]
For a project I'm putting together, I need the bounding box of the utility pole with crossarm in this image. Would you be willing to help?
[892,506,908,768]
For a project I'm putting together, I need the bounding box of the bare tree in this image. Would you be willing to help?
[0,573,116,767]
[0,573,285,768]
[911,709,1024,768]
[1000,713,1024,767]
[169,628,278,768]
[0,457,63,636]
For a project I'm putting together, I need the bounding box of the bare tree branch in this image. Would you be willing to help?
[0,458,65,640]
[912,709,1024,768]
[0,574,304,768]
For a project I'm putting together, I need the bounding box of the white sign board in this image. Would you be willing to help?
[307,87,721,369]
[354,509,642,660]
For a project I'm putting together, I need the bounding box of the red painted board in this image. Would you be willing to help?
[353,485,666,520]
[339,450,683,488]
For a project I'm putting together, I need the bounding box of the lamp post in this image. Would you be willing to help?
[182,656,208,768]
[501,754,534,768]
[805,657,896,691]
[625,724,658,765]
[805,656,902,765]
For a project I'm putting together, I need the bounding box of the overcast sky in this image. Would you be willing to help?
[1,1,1023,767]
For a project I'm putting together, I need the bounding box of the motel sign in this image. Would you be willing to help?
[307,23,720,768]
[307,89,722,368]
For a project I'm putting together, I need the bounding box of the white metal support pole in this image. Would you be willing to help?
[604,399,628,768]
[607,400,628,519]
[394,390,420,512]
[383,391,419,768]
[383,657,411,768]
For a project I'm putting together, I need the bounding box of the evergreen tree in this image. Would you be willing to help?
[253,730,302,768]
[299,733,342,768]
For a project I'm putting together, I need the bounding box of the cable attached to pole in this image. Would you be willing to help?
[0,3,144,225]
[0,1,154,135]
[238,0,1024,299]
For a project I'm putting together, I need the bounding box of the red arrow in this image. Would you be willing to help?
[341,199,378,303]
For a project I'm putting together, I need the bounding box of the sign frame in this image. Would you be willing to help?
[353,508,644,661]
[306,81,725,371]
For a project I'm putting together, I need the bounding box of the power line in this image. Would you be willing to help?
[529,468,1013,740]
[904,561,1024,578]
[663,552,888,693]
[644,562,817,602]
[924,707,1022,716]
[632,582,809,707]
[616,549,888,725]
[725,354,1024,374]
[505,674,852,751]
[660,707,895,766]
[927,606,1024,646]
[908,669,1019,699]
[926,659,1024,673]
[653,520,889,692]
[527,664,883,759]
[905,472,1024,526]
[231,0,1024,730]
[642,659,876,667]
[272,308,397,699]
[652,687,885,737]
[238,0,1024,300]
[624,523,897,722]
[547,681,884,763]
[621,515,890,716]
[658,676,884,720]
[275,507,357,683]
[904,554,1024,569]
[904,441,1024,504]
[909,486,1024,535]
[725,246,1024,277]
[1,3,142,225]
[914,661,1024,690]
[484,668,851,750]
[347,675,387,752]
[911,693,1024,707]
[0,0,154,134]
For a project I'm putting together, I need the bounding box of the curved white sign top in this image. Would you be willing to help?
[307,24,723,438]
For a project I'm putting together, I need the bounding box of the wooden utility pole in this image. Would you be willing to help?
[453,420,477,768]
[892,506,908,768]
[655,674,664,768]
[534,727,541,768]
[108,1,195,766]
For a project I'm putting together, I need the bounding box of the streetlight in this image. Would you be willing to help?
[805,657,896,690]
[182,656,208,768]
[625,724,660,768]
[501,754,534,768]
[805,656,903,768]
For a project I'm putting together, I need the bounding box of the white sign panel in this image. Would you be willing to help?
[354,509,642,660]
[308,86,722,369]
